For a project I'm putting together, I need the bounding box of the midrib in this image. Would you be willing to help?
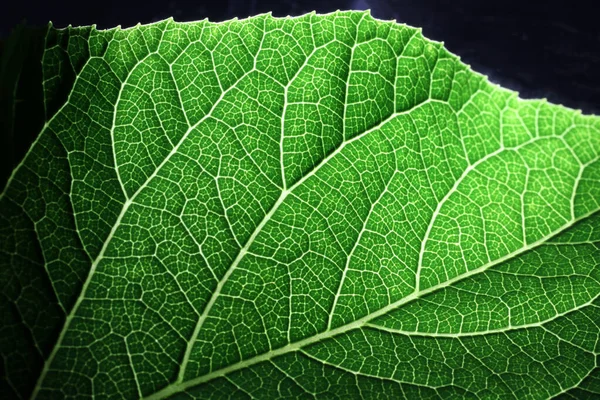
[143,208,596,400]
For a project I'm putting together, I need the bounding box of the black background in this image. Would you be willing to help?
[2,0,599,113]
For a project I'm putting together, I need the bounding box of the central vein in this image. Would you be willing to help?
[144,206,589,400]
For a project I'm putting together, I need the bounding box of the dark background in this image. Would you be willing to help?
[1,0,599,114]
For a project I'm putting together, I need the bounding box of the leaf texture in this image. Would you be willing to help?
[1,10,599,400]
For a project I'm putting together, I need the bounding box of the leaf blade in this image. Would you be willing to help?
[0,10,598,400]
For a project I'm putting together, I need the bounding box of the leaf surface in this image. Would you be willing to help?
[1,11,599,400]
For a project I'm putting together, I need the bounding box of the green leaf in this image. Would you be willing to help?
[1,10,599,399]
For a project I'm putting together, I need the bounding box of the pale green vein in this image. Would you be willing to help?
[143,197,598,400]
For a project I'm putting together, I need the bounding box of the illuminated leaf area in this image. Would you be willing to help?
[1,11,599,400]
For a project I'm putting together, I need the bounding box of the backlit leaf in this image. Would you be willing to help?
[1,11,599,399]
